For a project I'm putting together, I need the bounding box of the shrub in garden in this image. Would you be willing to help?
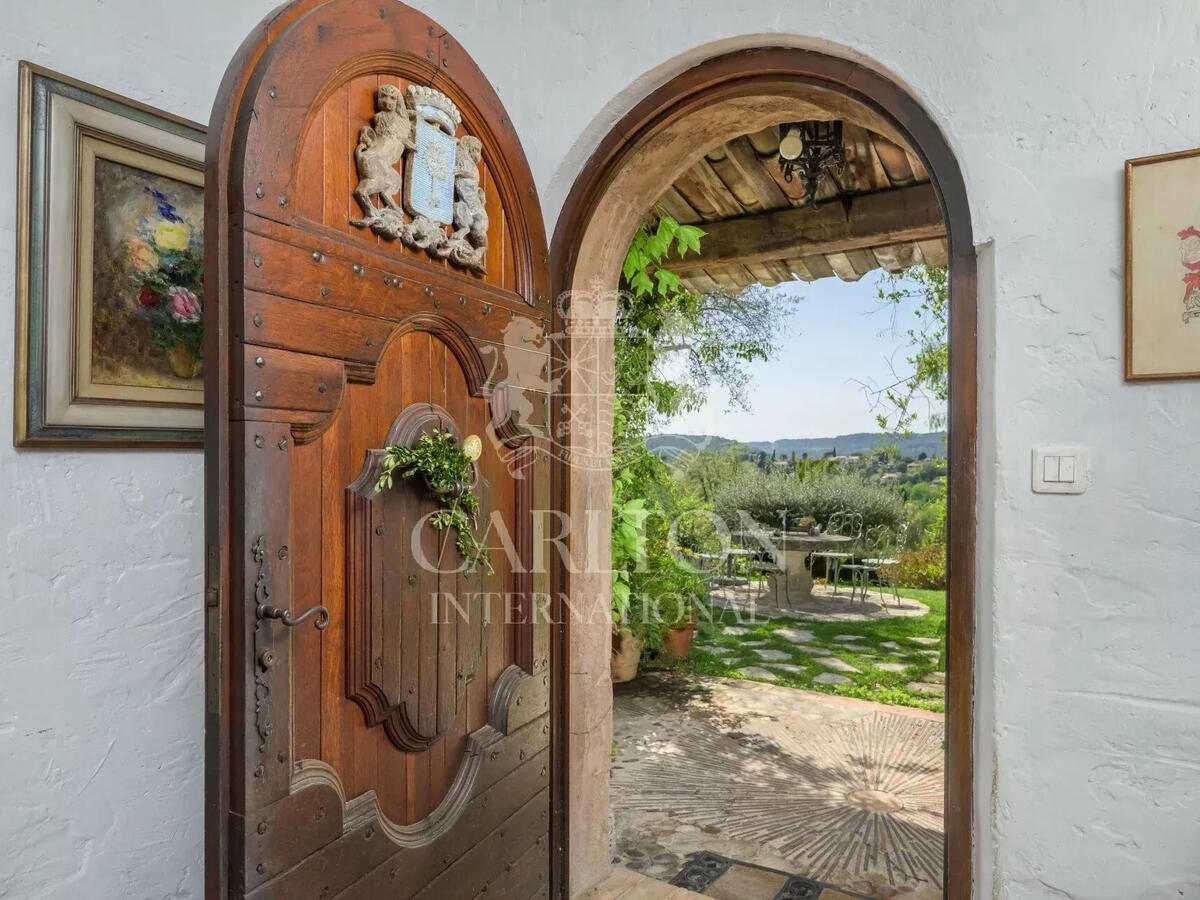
[712,469,905,533]
[888,544,947,589]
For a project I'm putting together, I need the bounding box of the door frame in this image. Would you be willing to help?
[549,47,977,897]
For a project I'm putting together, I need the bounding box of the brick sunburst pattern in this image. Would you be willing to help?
[612,703,944,888]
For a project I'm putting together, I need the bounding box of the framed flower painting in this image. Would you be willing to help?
[15,63,206,445]
[1125,146,1200,381]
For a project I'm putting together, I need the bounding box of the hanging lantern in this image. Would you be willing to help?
[777,120,846,208]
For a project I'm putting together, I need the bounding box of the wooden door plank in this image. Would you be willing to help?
[410,788,549,900]
[466,392,492,739]
[444,349,474,781]
[430,341,452,807]
[471,830,549,899]
[410,332,436,820]
[294,105,324,223]
[370,335,410,825]
[291,437,325,764]
[248,730,550,899]
[321,82,349,232]
[345,382,378,823]
[319,408,347,780]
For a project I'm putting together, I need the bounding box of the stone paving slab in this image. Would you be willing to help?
[874,662,909,673]
[907,681,945,696]
[813,672,852,685]
[818,658,860,673]
[768,664,808,674]
[774,627,816,643]
[754,649,792,660]
[909,636,940,646]
[738,666,779,681]
[792,646,833,656]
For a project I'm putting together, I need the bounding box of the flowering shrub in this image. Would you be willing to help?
[887,545,947,590]
[125,187,203,367]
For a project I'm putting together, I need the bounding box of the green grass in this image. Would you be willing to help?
[648,588,947,712]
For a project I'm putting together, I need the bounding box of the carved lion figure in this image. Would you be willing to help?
[448,135,489,272]
[351,84,414,222]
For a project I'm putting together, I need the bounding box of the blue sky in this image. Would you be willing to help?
[657,273,945,442]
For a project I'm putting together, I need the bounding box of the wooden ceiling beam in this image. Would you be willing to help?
[660,183,945,272]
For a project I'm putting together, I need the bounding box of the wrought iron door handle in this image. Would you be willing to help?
[257,603,330,630]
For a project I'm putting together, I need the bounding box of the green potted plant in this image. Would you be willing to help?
[657,591,698,660]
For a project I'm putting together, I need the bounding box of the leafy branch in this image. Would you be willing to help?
[375,429,493,574]
[857,265,948,437]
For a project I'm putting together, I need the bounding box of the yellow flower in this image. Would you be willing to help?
[154,220,190,252]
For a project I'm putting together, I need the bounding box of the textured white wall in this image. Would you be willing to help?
[0,4,271,898]
[2,1,1199,898]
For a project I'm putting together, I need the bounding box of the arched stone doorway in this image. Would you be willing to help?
[548,47,976,897]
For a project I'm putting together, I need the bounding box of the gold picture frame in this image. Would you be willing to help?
[15,63,206,446]
[1125,146,1200,381]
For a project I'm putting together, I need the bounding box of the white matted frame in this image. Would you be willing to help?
[15,62,206,446]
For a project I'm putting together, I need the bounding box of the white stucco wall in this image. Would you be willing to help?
[2,1,1198,898]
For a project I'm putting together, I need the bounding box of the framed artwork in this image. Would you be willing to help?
[15,63,206,446]
[1125,147,1200,381]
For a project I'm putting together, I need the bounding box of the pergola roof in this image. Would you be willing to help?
[654,123,948,292]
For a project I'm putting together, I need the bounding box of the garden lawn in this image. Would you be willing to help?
[648,588,947,712]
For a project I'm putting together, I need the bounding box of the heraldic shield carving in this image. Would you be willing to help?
[350,83,490,274]
[344,403,491,751]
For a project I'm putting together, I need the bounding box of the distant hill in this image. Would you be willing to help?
[648,431,946,460]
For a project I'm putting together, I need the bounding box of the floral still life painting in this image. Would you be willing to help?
[15,63,206,445]
[90,159,205,388]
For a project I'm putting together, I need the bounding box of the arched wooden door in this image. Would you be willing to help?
[204,2,554,896]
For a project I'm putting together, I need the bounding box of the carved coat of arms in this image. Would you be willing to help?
[350,84,489,275]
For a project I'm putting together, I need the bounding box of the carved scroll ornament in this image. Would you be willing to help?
[350,84,489,275]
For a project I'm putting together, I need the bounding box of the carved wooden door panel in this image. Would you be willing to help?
[204,3,554,897]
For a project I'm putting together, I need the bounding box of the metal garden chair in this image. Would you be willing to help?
[808,509,862,596]
[843,523,908,606]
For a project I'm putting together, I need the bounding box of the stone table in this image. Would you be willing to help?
[770,532,852,607]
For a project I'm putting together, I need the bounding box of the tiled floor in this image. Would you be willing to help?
[580,865,705,899]
[610,672,944,900]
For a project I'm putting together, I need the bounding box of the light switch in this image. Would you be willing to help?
[1042,455,1060,483]
[1057,455,1075,483]
[1032,447,1087,494]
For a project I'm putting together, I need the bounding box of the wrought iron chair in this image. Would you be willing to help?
[808,509,862,596]
[747,545,785,602]
[843,523,908,605]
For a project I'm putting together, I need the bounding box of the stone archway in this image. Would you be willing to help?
[548,48,976,897]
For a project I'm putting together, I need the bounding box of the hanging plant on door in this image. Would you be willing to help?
[374,428,493,573]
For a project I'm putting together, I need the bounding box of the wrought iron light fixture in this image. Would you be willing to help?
[777,120,846,208]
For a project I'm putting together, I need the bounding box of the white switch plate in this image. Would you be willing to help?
[1032,446,1088,494]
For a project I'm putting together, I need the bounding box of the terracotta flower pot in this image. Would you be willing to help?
[610,631,642,683]
[660,621,697,660]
